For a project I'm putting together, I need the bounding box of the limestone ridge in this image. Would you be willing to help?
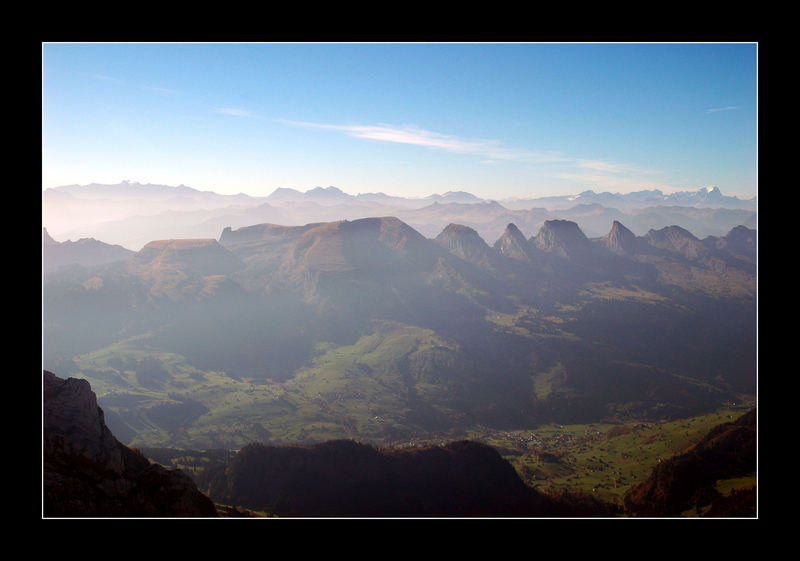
[643,225,713,262]
[128,238,244,277]
[43,370,218,517]
[494,223,537,262]
[532,219,592,258]
[435,223,495,266]
[703,225,757,264]
[599,220,638,256]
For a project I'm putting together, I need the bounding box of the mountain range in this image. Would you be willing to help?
[42,179,757,516]
[43,182,756,251]
[43,209,756,450]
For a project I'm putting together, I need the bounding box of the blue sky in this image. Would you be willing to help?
[42,42,757,200]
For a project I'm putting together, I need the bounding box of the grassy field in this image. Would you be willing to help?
[70,322,468,448]
[67,317,755,510]
[466,406,754,506]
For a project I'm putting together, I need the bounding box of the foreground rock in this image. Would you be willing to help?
[43,370,218,517]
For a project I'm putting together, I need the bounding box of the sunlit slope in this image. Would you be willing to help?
[44,216,756,449]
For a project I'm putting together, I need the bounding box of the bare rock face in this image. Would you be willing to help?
[532,220,591,258]
[600,220,638,256]
[494,223,536,262]
[43,371,217,517]
[435,223,494,266]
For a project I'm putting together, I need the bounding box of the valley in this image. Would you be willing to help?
[42,185,757,517]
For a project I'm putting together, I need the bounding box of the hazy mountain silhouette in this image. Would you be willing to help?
[43,182,756,252]
[43,227,134,273]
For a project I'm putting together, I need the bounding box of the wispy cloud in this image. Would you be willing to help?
[280,119,673,192]
[706,105,739,114]
[577,159,659,176]
[279,120,568,165]
[143,85,179,96]
[216,107,262,119]
[90,73,126,85]
[88,73,179,96]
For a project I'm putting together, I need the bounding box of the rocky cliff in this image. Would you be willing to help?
[43,370,218,517]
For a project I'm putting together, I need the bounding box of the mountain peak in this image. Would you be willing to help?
[494,223,535,262]
[435,223,493,264]
[129,238,244,279]
[645,225,709,261]
[601,220,637,255]
[532,220,590,257]
[307,186,346,195]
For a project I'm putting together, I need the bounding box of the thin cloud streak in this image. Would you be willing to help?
[281,119,670,192]
[577,159,660,176]
[706,106,739,114]
[279,120,569,165]
[216,107,262,118]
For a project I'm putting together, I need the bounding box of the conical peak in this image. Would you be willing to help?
[494,223,535,261]
[602,220,637,255]
[503,222,525,238]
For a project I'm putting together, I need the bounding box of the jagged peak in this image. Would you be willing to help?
[601,220,637,255]
[502,222,526,238]
[494,223,536,262]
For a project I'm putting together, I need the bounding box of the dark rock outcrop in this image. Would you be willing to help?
[43,370,218,517]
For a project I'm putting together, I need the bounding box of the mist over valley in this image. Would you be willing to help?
[42,41,757,518]
[43,181,756,517]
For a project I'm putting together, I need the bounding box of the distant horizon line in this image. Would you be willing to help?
[44,180,757,202]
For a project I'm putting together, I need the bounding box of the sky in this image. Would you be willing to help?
[41,42,758,201]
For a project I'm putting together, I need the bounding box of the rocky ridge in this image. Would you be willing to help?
[43,370,218,517]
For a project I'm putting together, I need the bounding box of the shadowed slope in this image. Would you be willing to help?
[44,371,218,517]
[208,439,617,517]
